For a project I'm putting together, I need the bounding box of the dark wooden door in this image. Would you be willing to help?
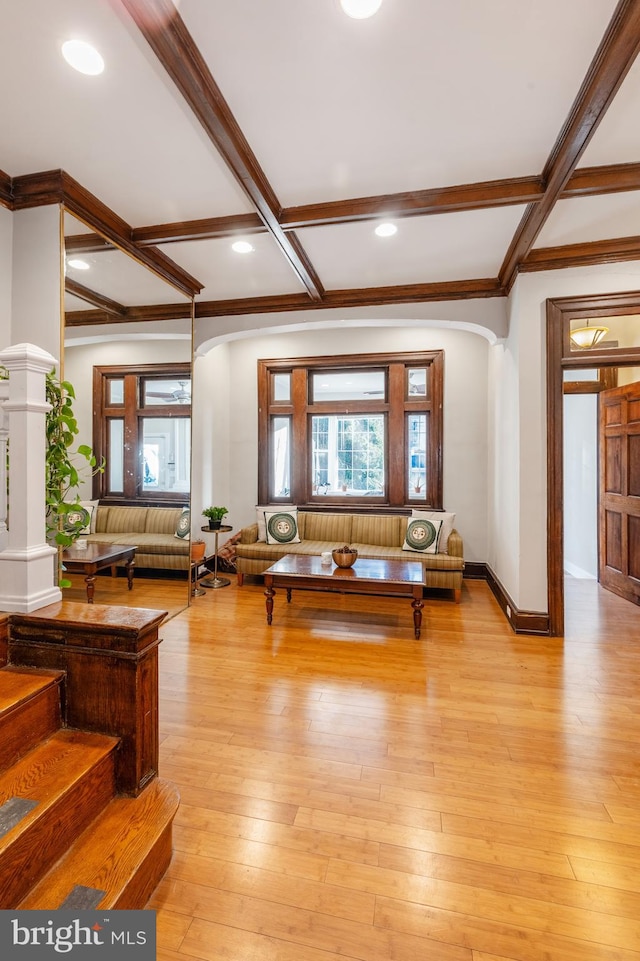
[599,382,640,603]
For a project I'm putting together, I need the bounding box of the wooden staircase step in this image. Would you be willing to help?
[19,778,180,909]
[0,667,64,771]
[0,729,119,906]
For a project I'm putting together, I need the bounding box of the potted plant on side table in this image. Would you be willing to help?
[202,506,229,530]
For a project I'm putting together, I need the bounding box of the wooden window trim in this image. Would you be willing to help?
[93,363,191,506]
[257,351,444,511]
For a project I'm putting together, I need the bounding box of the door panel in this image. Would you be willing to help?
[599,383,640,603]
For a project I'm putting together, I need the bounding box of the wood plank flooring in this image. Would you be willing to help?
[63,572,189,620]
[149,575,640,961]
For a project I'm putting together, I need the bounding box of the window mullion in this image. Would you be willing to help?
[290,368,308,502]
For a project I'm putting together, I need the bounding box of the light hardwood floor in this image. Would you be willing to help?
[150,575,640,961]
[64,571,190,620]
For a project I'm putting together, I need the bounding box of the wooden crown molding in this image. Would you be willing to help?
[0,169,12,208]
[66,277,502,326]
[11,169,202,299]
[499,0,640,291]
[117,0,324,302]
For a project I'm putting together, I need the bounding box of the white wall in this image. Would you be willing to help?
[0,206,12,346]
[563,391,597,578]
[11,206,61,360]
[195,325,490,561]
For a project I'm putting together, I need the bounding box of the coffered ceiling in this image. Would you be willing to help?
[2,0,640,327]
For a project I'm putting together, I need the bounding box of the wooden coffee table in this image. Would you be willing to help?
[62,543,137,603]
[263,554,425,638]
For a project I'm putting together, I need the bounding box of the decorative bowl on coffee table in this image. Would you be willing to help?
[332,546,358,568]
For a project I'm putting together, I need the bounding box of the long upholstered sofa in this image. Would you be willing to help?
[80,505,190,571]
[236,510,464,600]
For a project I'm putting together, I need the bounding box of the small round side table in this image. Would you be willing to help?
[199,524,233,588]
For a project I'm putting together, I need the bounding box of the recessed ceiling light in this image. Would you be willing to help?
[375,222,397,237]
[232,240,254,254]
[340,0,383,19]
[67,258,90,270]
[61,39,105,76]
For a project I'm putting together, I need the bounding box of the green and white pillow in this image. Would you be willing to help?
[403,517,443,554]
[62,504,93,535]
[264,509,301,545]
[174,507,191,539]
[411,510,455,553]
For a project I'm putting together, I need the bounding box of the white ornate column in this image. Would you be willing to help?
[0,343,62,612]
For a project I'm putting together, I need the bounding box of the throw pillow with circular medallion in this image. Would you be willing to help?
[174,508,191,539]
[63,506,92,535]
[264,510,301,545]
[402,517,443,554]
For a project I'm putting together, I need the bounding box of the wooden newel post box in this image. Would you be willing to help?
[8,602,165,796]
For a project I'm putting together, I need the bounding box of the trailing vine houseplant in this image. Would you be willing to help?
[45,371,103,584]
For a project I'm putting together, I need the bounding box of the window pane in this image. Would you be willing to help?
[143,379,191,407]
[272,416,291,497]
[273,373,291,402]
[311,414,384,495]
[408,414,427,499]
[311,370,385,401]
[142,417,191,493]
[408,368,427,397]
[108,419,124,493]
[108,379,124,405]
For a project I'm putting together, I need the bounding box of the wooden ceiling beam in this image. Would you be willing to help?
[132,213,265,246]
[68,160,640,255]
[118,0,324,301]
[281,177,544,228]
[65,279,127,316]
[522,235,640,272]
[563,161,640,197]
[499,0,640,290]
[192,278,503,318]
[65,301,193,327]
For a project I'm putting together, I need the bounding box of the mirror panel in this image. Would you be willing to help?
[63,211,193,618]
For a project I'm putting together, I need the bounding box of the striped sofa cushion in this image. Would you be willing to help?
[351,513,403,547]
[301,513,352,542]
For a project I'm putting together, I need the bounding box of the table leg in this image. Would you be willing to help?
[411,592,424,639]
[286,588,292,603]
[85,574,96,603]
[265,584,275,624]
[125,558,135,591]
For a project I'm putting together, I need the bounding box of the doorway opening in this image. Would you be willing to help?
[547,293,640,636]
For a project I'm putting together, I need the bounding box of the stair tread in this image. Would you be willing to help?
[0,729,119,846]
[19,778,180,909]
[0,667,63,716]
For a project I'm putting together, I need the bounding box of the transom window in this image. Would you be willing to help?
[257,351,443,509]
[93,364,191,504]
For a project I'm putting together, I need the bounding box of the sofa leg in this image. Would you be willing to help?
[237,572,244,586]
[454,588,461,603]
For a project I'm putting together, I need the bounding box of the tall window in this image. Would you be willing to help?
[93,364,191,504]
[257,351,443,509]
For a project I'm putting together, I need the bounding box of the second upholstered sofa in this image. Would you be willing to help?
[78,505,190,571]
[236,510,464,600]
